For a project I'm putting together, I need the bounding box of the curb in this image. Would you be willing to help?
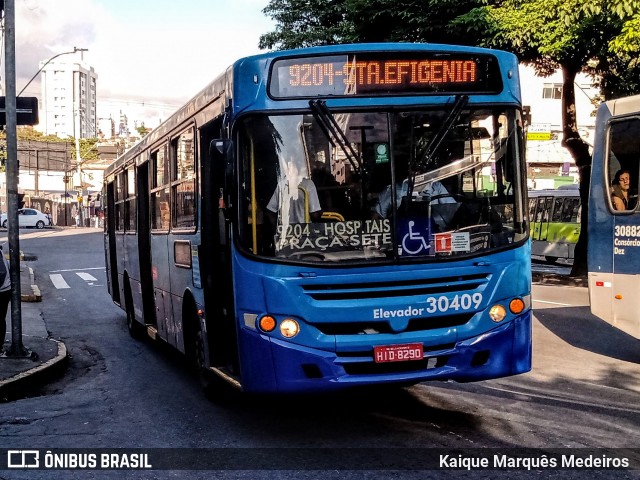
[532,272,588,287]
[20,266,42,302]
[0,338,68,399]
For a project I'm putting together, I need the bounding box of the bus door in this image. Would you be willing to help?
[149,146,173,343]
[105,181,120,304]
[559,197,581,260]
[531,196,552,241]
[201,119,239,371]
[137,161,156,328]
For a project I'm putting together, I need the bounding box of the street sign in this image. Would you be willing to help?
[0,97,39,125]
[527,123,552,141]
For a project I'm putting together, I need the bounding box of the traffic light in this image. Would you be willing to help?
[17,193,25,208]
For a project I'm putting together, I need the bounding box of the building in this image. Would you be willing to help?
[37,54,98,139]
[519,65,599,189]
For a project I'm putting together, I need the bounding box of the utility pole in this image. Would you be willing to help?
[72,83,85,226]
[2,0,27,356]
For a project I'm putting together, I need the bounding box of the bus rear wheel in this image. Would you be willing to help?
[124,282,145,340]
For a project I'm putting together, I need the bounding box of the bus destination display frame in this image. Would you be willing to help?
[269,51,504,99]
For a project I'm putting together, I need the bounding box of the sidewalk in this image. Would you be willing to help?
[0,259,68,400]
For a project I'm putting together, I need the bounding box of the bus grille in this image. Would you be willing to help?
[312,313,472,335]
[300,273,488,301]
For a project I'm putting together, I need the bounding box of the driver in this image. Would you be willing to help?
[373,156,455,219]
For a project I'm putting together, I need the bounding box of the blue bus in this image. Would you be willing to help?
[588,93,640,339]
[103,43,532,395]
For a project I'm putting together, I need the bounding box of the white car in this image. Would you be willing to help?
[1,208,51,229]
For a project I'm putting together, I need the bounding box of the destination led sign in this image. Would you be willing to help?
[269,52,503,98]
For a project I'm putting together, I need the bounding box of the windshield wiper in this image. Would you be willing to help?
[309,100,362,175]
[407,95,469,199]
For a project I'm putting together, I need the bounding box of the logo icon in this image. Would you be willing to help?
[7,450,39,468]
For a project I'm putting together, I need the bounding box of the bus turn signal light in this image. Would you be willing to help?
[259,315,277,332]
[509,298,525,314]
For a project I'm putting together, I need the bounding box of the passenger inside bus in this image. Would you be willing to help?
[266,160,323,224]
[611,169,634,211]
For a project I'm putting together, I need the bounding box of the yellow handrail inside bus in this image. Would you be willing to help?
[321,211,344,222]
[298,186,310,223]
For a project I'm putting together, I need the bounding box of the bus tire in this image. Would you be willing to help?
[185,305,236,403]
[124,281,145,340]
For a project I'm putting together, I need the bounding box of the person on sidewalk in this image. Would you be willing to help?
[0,245,11,348]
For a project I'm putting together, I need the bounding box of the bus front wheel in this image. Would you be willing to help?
[186,307,236,403]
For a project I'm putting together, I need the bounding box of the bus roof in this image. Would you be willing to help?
[104,43,520,178]
[239,42,518,63]
[600,93,640,118]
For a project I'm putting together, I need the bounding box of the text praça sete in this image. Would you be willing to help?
[276,219,392,251]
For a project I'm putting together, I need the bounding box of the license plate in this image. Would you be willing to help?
[373,343,423,363]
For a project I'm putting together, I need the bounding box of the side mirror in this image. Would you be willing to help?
[209,139,231,160]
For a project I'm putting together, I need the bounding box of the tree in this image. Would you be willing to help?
[0,127,101,164]
[259,0,353,50]
[136,123,150,138]
[260,0,640,275]
[259,0,486,50]
[455,0,640,275]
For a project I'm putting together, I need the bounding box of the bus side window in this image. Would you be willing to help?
[535,197,546,222]
[551,198,564,222]
[564,198,580,222]
[606,118,640,212]
[528,198,537,220]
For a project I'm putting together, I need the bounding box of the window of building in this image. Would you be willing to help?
[542,83,563,99]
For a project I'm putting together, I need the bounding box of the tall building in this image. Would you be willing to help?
[37,55,98,139]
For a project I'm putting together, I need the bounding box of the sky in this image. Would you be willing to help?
[12,0,275,131]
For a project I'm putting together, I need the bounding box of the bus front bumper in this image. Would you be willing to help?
[239,311,532,393]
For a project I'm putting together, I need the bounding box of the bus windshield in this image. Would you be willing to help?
[238,106,526,263]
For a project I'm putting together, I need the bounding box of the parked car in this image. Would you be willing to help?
[0,208,51,229]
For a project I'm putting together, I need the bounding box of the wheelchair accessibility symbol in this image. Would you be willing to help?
[398,219,432,256]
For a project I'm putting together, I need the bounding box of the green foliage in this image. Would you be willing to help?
[260,0,640,100]
[259,0,354,50]
[456,0,640,98]
[259,0,487,50]
[0,127,100,163]
[136,123,150,138]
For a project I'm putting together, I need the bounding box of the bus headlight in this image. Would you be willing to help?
[280,318,300,338]
[489,304,507,323]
